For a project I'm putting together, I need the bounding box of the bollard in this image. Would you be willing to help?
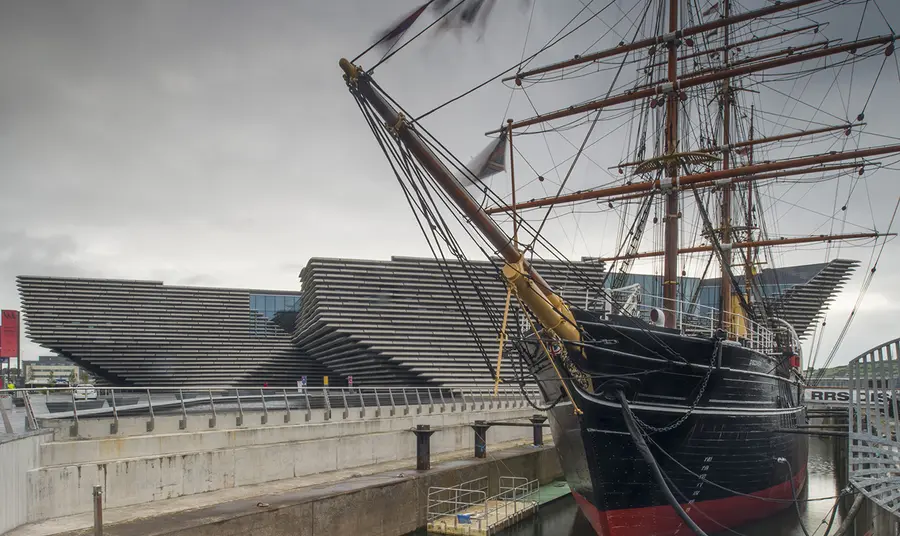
[92,485,103,536]
[472,420,490,459]
[413,424,437,470]
[530,415,548,446]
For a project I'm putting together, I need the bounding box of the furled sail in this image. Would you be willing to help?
[455,132,506,189]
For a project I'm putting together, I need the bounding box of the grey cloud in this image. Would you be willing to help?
[1,0,898,368]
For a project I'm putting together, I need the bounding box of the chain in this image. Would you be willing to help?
[628,339,721,434]
[553,336,593,391]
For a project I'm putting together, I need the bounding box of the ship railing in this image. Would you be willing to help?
[848,337,900,518]
[0,384,543,437]
[554,287,776,352]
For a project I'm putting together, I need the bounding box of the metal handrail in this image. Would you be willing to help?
[0,384,543,434]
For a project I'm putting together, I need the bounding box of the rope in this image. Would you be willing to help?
[616,389,710,536]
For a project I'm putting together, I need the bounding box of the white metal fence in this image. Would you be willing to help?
[848,337,900,517]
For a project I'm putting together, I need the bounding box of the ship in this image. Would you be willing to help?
[337,1,899,534]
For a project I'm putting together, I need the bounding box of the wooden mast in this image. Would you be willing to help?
[615,122,858,169]
[719,0,734,328]
[488,34,896,135]
[486,144,900,213]
[662,0,680,328]
[598,164,864,207]
[745,105,755,301]
[501,0,825,83]
[644,23,822,71]
[338,59,583,348]
[594,232,893,262]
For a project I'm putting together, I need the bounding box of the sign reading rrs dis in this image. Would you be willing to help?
[803,388,894,405]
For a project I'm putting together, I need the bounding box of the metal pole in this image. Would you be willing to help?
[92,485,103,536]
[473,421,490,459]
[414,424,436,470]
[530,415,548,446]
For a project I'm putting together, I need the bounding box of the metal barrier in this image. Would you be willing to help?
[426,475,539,535]
[848,337,900,517]
[0,385,542,436]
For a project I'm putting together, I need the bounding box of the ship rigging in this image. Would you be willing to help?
[339,0,899,534]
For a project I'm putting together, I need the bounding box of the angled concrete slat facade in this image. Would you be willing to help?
[17,276,334,387]
[293,256,607,387]
[16,257,852,388]
[749,259,858,339]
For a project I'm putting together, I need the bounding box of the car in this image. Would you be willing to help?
[54,378,69,387]
[73,384,98,400]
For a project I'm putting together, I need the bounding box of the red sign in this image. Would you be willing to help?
[0,310,20,358]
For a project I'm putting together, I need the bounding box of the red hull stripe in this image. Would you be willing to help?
[572,466,808,536]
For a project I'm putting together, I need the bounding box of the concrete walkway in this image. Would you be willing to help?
[9,438,555,536]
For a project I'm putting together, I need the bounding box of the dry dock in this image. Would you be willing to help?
[8,441,561,536]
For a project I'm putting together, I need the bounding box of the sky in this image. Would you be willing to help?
[1,0,898,370]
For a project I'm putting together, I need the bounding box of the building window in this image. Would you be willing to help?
[249,294,301,337]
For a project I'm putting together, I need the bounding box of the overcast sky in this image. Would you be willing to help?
[1,0,898,370]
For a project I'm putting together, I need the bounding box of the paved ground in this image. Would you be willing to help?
[7,437,550,536]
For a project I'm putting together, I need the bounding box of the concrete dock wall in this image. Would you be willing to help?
[0,431,53,534]
[27,407,541,522]
[54,444,563,536]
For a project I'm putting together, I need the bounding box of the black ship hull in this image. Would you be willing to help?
[531,314,809,536]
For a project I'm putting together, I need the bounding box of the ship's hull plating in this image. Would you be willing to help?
[532,315,809,536]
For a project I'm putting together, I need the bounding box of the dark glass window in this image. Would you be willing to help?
[249,293,301,337]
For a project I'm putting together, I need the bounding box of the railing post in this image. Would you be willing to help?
[234,389,244,427]
[23,390,38,431]
[260,388,269,425]
[461,390,468,412]
[388,388,396,416]
[303,388,312,422]
[472,420,490,459]
[530,415,547,446]
[438,389,447,413]
[92,485,103,536]
[414,424,436,470]
[208,389,217,428]
[340,388,350,420]
[373,387,382,418]
[323,388,332,420]
[283,389,291,424]
[402,389,411,416]
[178,389,188,430]
[70,388,79,437]
[145,389,155,433]
[427,389,435,414]
[415,388,423,415]
[358,388,366,418]
[109,390,119,434]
